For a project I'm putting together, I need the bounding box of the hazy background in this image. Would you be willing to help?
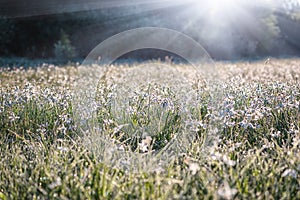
[0,0,300,61]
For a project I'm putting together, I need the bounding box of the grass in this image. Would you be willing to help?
[0,59,300,199]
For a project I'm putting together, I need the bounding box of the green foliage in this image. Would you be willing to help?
[0,16,15,55]
[259,14,281,51]
[2,3,300,59]
[54,31,76,62]
[290,12,300,20]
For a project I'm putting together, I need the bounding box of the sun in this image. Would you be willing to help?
[178,0,246,23]
[207,0,239,11]
[201,0,242,18]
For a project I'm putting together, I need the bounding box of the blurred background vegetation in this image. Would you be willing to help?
[0,0,299,61]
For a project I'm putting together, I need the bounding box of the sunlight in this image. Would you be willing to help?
[187,0,248,28]
[187,0,275,19]
[206,0,240,16]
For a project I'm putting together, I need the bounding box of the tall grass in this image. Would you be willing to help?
[0,59,299,199]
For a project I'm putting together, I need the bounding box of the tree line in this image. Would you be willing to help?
[0,2,299,61]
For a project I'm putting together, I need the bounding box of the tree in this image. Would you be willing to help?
[54,31,76,62]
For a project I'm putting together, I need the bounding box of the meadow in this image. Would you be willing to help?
[0,58,299,199]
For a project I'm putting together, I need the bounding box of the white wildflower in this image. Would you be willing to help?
[188,163,200,175]
[282,169,297,178]
[217,182,238,200]
[138,136,152,153]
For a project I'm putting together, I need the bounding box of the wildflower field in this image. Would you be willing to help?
[0,58,300,199]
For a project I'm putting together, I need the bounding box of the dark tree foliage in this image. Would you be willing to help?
[0,1,299,60]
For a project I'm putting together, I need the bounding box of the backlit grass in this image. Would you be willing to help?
[0,59,299,199]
